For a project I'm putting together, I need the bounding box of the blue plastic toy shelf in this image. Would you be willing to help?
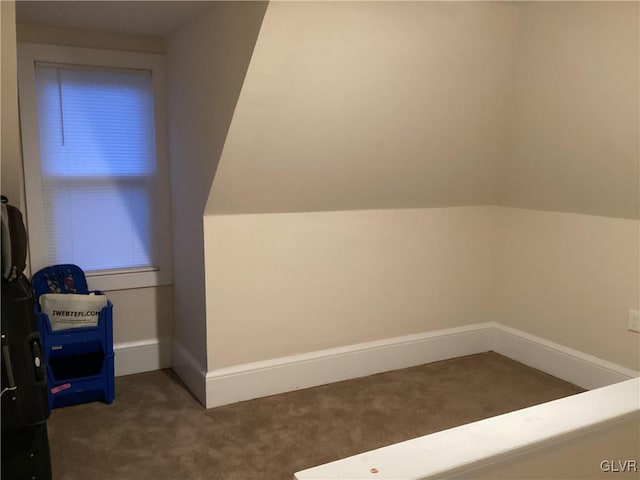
[32,264,115,409]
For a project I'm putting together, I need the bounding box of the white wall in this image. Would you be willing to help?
[108,285,174,344]
[494,2,639,372]
[205,206,497,368]
[1,0,24,212]
[205,206,640,372]
[494,209,639,371]
[165,1,267,379]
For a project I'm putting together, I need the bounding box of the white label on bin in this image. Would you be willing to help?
[40,293,108,331]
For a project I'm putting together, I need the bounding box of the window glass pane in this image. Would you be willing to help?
[34,64,157,272]
[43,181,153,271]
[35,65,156,178]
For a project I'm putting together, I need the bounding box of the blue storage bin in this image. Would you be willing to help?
[32,264,115,409]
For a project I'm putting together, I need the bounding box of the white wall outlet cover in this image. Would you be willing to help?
[628,310,640,333]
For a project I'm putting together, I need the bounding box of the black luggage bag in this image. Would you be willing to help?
[1,196,52,480]
[1,423,51,480]
[2,275,49,428]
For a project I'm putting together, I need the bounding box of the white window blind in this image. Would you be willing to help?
[34,63,158,273]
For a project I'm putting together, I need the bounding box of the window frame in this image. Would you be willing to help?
[18,43,173,291]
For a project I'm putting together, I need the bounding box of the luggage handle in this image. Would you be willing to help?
[30,337,46,382]
[1,340,18,396]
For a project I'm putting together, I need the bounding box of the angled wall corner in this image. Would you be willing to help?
[502,1,640,220]
[493,1,640,372]
[165,1,267,402]
[493,208,640,371]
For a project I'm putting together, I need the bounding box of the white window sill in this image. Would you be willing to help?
[86,269,172,291]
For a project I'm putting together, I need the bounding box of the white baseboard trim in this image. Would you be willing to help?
[491,323,639,390]
[205,323,494,408]
[114,338,171,377]
[172,340,207,406]
[204,322,639,408]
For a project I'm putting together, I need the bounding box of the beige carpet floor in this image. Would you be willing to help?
[47,352,584,480]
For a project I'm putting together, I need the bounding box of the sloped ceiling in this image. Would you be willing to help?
[15,1,638,219]
[207,1,639,219]
[207,1,520,214]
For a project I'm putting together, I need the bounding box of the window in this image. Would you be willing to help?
[18,44,172,290]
